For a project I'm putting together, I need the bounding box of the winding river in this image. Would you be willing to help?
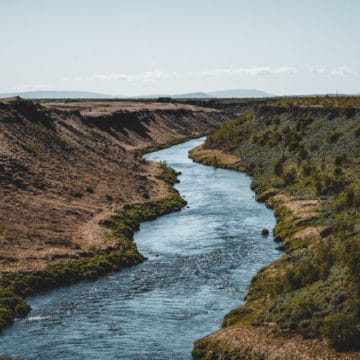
[0,138,281,359]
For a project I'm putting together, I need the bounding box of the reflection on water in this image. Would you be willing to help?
[0,137,281,359]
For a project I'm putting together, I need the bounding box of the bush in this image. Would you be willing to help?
[296,146,308,161]
[341,236,360,279]
[313,174,346,195]
[327,131,343,143]
[343,106,356,119]
[158,161,179,185]
[322,314,360,351]
[273,155,286,176]
[334,167,342,176]
[302,161,313,176]
[295,117,314,132]
[344,186,360,208]
[282,167,297,185]
[335,153,348,166]
[354,125,360,138]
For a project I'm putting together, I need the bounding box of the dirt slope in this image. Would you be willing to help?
[0,97,227,272]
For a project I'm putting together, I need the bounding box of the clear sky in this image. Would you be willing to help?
[1,0,359,96]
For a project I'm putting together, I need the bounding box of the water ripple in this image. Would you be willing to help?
[0,138,281,359]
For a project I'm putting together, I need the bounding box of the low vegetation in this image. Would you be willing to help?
[190,97,360,355]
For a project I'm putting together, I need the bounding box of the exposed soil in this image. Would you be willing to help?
[193,324,360,360]
[0,97,228,272]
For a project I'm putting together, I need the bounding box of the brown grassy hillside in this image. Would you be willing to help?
[0,97,226,272]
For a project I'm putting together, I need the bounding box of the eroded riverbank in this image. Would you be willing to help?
[189,101,360,359]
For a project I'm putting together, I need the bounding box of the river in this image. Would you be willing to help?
[0,137,281,359]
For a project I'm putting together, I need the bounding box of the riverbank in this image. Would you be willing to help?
[0,163,186,331]
[0,97,229,272]
[0,97,229,333]
[1,137,281,359]
[190,98,360,358]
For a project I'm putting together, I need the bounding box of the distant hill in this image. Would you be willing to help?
[0,91,115,99]
[132,92,210,99]
[0,89,275,100]
[137,89,275,99]
[173,92,210,98]
[205,89,274,98]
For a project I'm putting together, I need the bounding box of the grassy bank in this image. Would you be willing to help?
[190,98,360,357]
[0,164,186,332]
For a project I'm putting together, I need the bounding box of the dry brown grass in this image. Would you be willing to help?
[194,323,360,359]
[0,97,228,272]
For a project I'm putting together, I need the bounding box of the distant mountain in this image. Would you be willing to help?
[125,92,210,99]
[0,91,115,99]
[136,89,274,99]
[173,92,210,98]
[205,89,274,98]
[0,89,275,100]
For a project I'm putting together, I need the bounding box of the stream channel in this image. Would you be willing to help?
[0,137,281,359]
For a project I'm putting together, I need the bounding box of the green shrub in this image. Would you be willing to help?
[343,186,360,209]
[354,125,360,138]
[282,167,297,185]
[302,161,313,176]
[296,146,308,161]
[343,106,356,119]
[341,236,360,279]
[158,161,179,185]
[334,153,348,166]
[273,155,286,176]
[333,167,342,176]
[322,313,360,351]
[327,131,343,143]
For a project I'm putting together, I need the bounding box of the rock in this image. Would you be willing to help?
[261,228,269,236]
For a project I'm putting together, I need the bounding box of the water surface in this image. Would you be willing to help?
[0,138,281,359]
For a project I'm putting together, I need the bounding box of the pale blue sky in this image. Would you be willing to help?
[1,0,359,95]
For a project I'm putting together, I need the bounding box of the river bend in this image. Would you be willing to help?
[0,138,281,359]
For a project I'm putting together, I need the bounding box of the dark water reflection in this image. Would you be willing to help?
[0,138,281,359]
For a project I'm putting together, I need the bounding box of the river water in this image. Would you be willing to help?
[0,138,281,359]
